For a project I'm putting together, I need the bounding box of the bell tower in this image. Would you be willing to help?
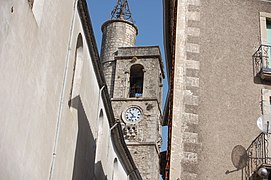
[100,1,164,179]
[100,0,138,97]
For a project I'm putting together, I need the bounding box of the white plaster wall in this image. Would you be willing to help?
[0,0,130,179]
[95,99,128,180]
[52,6,100,179]
[0,0,73,179]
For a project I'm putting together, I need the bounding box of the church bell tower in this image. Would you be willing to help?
[100,1,164,179]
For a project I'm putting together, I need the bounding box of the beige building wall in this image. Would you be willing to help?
[0,0,140,179]
[165,0,271,179]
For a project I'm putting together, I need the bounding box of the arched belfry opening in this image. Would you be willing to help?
[129,64,144,97]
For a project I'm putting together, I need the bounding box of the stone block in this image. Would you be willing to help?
[182,152,198,164]
[186,43,200,54]
[187,11,200,21]
[183,132,198,144]
[187,0,201,6]
[185,60,200,70]
[185,77,199,87]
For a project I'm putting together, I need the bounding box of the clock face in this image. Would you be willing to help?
[123,107,142,123]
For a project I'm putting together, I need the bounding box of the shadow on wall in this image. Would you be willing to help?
[95,161,108,180]
[253,75,271,85]
[70,96,99,180]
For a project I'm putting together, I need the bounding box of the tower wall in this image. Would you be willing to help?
[110,46,163,180]
[111,99,161,180]
[100,20,138,97]
[100,11,163,179]
[113,46,163,104]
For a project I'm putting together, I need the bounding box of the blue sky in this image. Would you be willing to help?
[86,0,167,152]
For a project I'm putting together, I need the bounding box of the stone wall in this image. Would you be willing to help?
[107,45,163,180]
[169,0,201,179]
[112,100,161,143]
[100,20,138,97]
[128,145,160,180]
[100,15,163,180]
[113,46,163,105]
[111,99,161,180]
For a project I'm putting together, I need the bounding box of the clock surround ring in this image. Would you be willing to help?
[122,105,143,124]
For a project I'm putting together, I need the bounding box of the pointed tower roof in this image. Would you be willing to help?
[111,0,134,23]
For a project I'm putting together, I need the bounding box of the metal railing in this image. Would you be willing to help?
[243,133,271,179]
[253,45,271,76]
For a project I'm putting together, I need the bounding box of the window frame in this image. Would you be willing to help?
[261,89,271,115]
[129,64,144,98]
[260,12,271,45]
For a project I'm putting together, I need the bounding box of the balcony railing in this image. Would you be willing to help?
[253,45,271,80]
[243,133,271,179]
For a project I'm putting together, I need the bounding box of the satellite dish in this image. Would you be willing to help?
[231,145,249,170]
[257,114,271,133]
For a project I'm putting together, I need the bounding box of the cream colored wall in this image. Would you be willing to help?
[169,0,271,179]
[0,0,74,179]
[95,100,128,180]
[51,7,100,179]
[0,0,130,179]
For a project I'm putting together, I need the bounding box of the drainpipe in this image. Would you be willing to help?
[127,168,140,180]
[48,1,77,179]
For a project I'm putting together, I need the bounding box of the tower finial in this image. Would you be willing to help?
[111,0,134,23]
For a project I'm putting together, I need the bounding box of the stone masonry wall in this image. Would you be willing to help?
[111,100,161,145]
[171,0,271,179]
[181,0,201,179]
[101,19,162,180]
[128,145,160,180]
[113,46,163,106]
[100,20,137,97]
[110,46,163,180]
[111,99,161,180]
[170,0,201,179]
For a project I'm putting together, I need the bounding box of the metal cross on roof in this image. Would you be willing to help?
[111,0,134,23]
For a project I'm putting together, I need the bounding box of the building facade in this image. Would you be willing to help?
[100,2,164,179]
[0,0,141,179]
[163,0,271,179]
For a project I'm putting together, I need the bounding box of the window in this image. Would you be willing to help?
[261,89,271,115]
[260,89,271,133]
[129,64,144,97]
[267,20,271,46]
[254,12,271,78]
[260,12,269,44]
